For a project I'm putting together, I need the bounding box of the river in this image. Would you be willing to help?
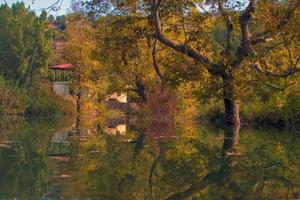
[0,115,299,200]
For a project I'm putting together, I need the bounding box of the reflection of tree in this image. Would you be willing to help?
[0,120,67,199]
[52,116,300,200]
[147,119,176,141]
[222,124,240,152]
[164,124,240,200]
[146,119,175,200]
[164,124,300,200]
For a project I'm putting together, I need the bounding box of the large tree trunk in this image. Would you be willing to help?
[222,73,241,125]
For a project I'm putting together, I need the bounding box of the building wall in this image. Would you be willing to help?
[53,82,70,96]
[104,124,127,136]
[106,92,128,103]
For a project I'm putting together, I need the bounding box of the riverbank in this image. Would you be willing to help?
[0,78,76,119]
[197,95,300,129]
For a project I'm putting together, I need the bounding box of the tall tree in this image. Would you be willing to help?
[0,3,52,85]
[150,0,300,124]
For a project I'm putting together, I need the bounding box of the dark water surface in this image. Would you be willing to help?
[0,116,299,200]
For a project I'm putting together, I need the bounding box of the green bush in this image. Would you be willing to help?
[200,94,300,128]
[239,95,300,128]
[197,100,224,124]
[0,77,75,119]
[279,95,300,127]
[25,80,76,119]
[0,77,29,115]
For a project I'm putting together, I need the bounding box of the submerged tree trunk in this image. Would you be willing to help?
[222,73,241,125]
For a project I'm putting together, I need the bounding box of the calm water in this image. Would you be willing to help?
[0,116,299,200]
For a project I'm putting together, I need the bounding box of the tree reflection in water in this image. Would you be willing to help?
[165,124,242,200]
[0,117,300,199]
[165,123,300,200]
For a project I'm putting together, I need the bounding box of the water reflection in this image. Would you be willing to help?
[105,118,127,136]
[0,119,61,199]
[0,116,299,199]
[47,131,72,159]
[165,124,243,200]
[223,124,240,152]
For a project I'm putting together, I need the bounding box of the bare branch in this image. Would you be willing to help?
[35,0,64,12]
[264,82,285,91]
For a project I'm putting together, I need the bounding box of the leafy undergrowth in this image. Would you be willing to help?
[0,77,76,120]
[25,80,76,119]
[0,77,29,115]
[198,95,300,129]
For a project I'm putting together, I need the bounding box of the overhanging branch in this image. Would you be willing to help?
[253,60,300,78]
[151,0,223,75]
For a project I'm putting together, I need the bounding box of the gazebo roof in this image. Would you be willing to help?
[49,63,73,70]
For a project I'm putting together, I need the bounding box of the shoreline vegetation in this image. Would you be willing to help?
[197,95,300,130]
[104,93,300,131]
[1,72,300,131]
[0,77,76,121]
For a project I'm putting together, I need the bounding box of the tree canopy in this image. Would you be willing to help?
[81,0,300,125]
[0,2,52,85]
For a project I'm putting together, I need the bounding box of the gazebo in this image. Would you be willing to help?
[49,63,73,95]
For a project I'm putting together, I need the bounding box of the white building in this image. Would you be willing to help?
[104,124,127,136]
[106,92,128,103]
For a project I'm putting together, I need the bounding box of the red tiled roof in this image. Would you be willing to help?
[49,63,73,70]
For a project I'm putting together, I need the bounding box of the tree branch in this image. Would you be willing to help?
[251,1,300,46]
[218,0,233,57]
[25,46,38,87]
[235,0,255,66]
[165,172,220,200]
[149,144,164,200]
[152,39,165,90]
[253,59,300,78]
[151,0,222,75]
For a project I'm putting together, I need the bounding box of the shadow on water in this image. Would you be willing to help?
[0,115,300,200]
